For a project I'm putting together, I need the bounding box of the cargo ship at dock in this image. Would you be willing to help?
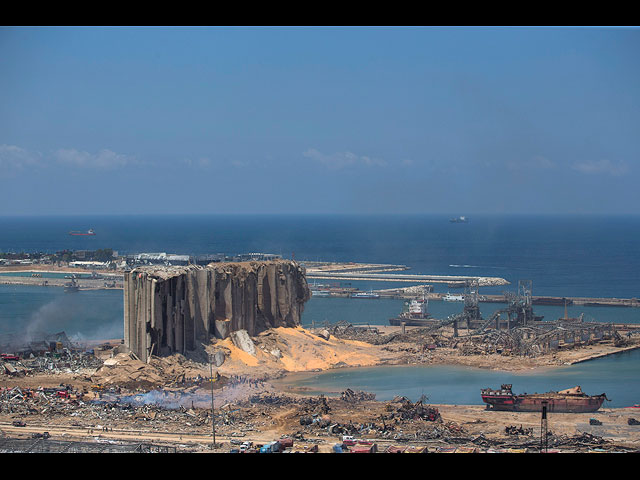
[389,298,439,326]
[481,384,608,413]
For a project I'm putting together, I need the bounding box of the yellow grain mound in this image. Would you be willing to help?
[218,326,381,373]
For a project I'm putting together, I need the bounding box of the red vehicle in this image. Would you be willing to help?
[278,437,294,449]
[341,435,356,446]
[1,354,19,361]
[350,444,377,453]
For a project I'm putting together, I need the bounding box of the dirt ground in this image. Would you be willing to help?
[1,326,639,453]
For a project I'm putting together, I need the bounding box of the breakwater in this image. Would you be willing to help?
[2,271,638,309]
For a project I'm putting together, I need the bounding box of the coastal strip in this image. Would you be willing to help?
[564,344,640,365]
[0,274,123,290]
[306,272,510,286]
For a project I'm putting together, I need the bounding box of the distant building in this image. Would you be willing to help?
[230,253,282,262]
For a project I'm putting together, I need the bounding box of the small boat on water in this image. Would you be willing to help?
[450,216,468,223]
[481,384,608,413]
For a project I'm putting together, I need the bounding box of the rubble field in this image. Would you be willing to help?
[1,325,639,453]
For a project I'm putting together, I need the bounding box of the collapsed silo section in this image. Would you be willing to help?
[124,261,310,362]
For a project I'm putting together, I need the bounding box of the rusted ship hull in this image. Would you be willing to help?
[481,385,607,413]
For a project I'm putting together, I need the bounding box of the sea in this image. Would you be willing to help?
[1,214,639,407]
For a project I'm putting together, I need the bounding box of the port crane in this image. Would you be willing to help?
[425,280,544,337]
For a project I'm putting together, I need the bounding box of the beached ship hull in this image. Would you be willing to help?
[481,385,607,413]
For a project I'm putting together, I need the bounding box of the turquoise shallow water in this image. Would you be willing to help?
[277,349,640,408]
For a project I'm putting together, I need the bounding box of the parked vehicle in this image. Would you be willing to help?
[350,444,377,453]
[333,443,347,453]
[342,435,356,446]
[259,441,282,453]
[279,437,294,449]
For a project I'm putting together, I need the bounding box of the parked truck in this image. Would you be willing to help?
[333,443,347,453]
[259,441,282,453]
[278,437,294,449]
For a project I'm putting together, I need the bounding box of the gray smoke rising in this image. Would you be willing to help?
[96,381,268,410]
[2,296,81,350]
[116,390,213,409]
[3,293,123,351]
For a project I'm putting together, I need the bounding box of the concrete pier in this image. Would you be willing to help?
[306,271,509,287]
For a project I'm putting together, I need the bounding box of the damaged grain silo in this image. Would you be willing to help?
[124,260,311,362]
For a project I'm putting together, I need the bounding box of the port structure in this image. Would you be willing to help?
[503,280,541,328]
[428,280,544,337]
[463,279,481,323]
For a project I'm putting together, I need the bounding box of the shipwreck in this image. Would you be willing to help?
[481,384,608,413]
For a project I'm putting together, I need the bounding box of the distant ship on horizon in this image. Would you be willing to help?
[450,216,468,223]
[69,229,96,236]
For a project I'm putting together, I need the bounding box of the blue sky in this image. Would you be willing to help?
[1,26,638,215]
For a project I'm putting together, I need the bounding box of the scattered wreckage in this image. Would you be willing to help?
[0,331,104,377]
[326,319,632,359]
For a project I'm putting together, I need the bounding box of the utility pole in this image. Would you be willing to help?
[210,356,216,450]
[540,401,548,453]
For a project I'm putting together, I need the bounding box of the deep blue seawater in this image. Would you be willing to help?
[1,214,639,404]
[1,213,639,297]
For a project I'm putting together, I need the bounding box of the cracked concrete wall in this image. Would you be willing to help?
[124,260,310,362]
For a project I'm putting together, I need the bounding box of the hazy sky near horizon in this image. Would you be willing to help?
[1,26,639,215]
